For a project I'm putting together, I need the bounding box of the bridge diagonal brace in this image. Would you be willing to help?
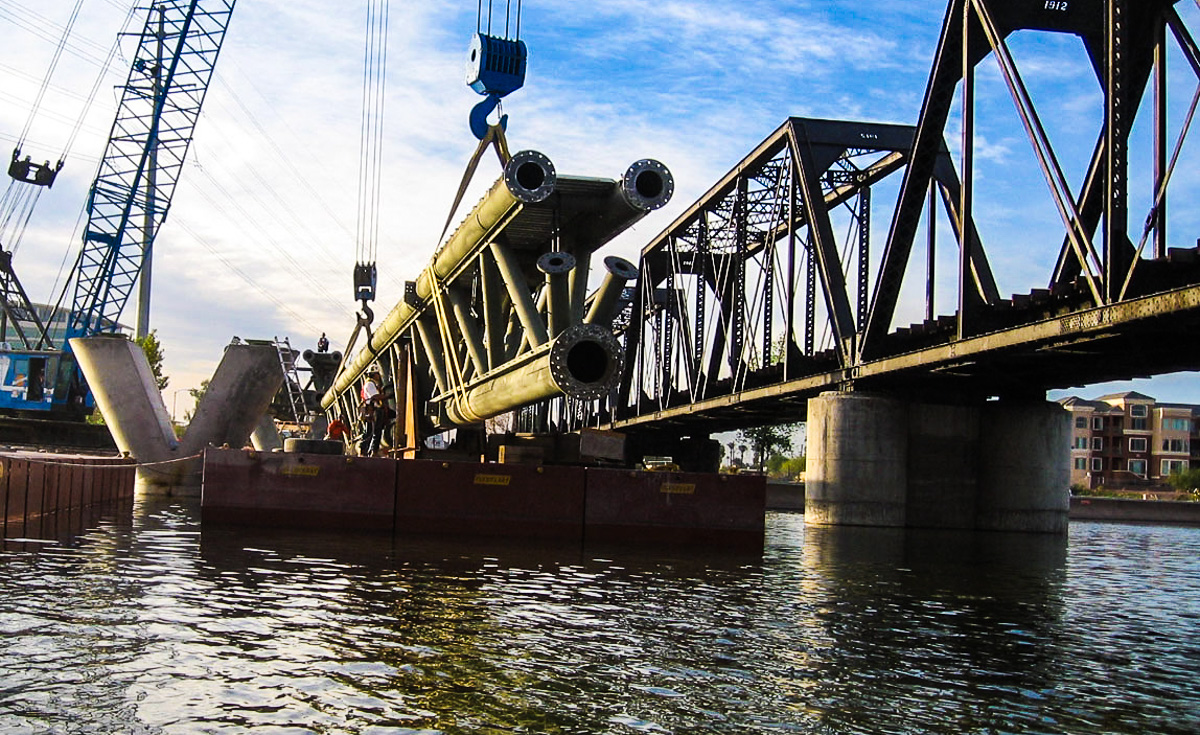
[788,124,857,366]
[930,153,1000,306]
[974,0,1108,305]
[862,0,974,360]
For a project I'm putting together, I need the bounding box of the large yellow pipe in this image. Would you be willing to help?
[445,323,622,425]
[321,154,674,422]
[322,150,556,408]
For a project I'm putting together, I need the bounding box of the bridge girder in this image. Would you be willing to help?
[525,0,1200,441]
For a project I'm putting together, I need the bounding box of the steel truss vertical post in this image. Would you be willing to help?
[763,230,775,369]
[1105,0,1130,304]
[804,233,816,356]
[660,288,673,403]
[785,156,797,378]
[959,0,976,340]
[694,227,707,394]
[856,184,870,332]
[1154,16,1168,260]
[730,177,748,378]
[926,183,936,322]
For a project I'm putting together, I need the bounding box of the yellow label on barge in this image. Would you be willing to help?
[474,473,512,486]
[660,482,696,495]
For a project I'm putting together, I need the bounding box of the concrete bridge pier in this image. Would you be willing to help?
[976,401,1071,533]
[804,392,1069,533]
[804,393,907,527]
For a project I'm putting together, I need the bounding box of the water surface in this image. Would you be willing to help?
[1,500,1198,733]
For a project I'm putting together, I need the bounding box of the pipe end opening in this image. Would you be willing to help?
[622,159,674,211]
[505,150,556,203]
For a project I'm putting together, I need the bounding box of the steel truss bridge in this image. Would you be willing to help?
[517,0,1200,440]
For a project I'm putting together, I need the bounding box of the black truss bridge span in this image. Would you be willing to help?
[521,0,1200,439]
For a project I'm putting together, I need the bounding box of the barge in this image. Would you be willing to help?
[201,447,766,547]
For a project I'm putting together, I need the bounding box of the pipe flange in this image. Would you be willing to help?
[504,150,556,203]
[621,158,674,211]
[548,323,623,401]
[602,255,639,280]
[537,251,576,274]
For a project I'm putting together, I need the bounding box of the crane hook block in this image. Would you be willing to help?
[354,262,377,303]
[8,149,63,188]
[466,33,527,97]
[469,96,507,140]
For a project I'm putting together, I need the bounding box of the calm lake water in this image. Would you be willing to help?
[2,498,1198,734]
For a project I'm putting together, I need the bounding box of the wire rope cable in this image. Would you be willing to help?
[476,0,521,39]
[16,0,86,149]
[60,2,140,161]
[354,0,389,270]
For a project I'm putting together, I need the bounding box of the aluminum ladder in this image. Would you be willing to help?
[273,336,308,424]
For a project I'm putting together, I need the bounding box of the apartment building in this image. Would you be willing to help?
[1060,391,1200,489]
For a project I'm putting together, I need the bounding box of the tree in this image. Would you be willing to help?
[184,379,210,423]
[738,423,796,472]
[135,330,169,391]
[780,455,806,479]
[1167,467,1200,493]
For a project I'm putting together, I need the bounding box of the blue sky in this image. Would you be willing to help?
[2,0,1199,416]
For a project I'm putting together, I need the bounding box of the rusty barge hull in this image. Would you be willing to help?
[200,448,765,547]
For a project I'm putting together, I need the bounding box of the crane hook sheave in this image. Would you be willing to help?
[465,1,527,140]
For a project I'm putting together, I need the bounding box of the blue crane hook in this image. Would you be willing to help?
[465,32,526,140]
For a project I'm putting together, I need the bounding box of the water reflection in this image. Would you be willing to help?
[1,499,1198,734]
[787,522,1071,733]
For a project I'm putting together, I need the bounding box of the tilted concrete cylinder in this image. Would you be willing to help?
[71,335,179,463]
[184,342,286,451]
[72,337,284,490]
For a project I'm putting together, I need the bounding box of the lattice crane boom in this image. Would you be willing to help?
[66,0,235,342]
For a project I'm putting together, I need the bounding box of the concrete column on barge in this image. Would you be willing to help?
[72,336,284,490]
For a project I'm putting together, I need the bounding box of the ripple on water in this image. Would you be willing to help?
[2,503,1200,733]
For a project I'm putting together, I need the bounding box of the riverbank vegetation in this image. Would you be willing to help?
[1072,477,1200,502]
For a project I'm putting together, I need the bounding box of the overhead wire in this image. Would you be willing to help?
[0,0,132,261]
[17,0,86,148]
[182,152,355,324]
[171,216,331,336]
[0,1,112,67]
[60,1,139,161]
[0,184,42,255]
[209,73,356,250]
[203,66,411,296]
